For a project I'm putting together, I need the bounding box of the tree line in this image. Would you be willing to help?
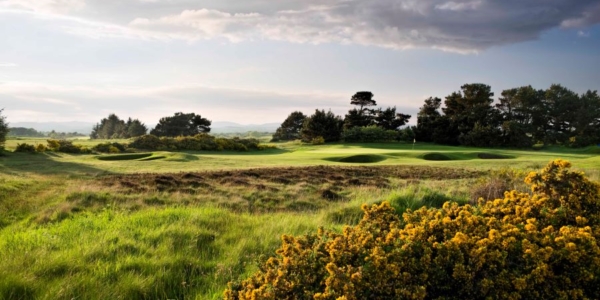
[272,91,413,143]
[414,83,600,148]
[90,112,211,139]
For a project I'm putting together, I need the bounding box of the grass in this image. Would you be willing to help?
[1,138,599,299]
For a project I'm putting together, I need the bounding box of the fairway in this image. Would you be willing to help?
[3,141,600,175]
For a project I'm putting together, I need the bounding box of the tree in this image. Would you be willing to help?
[442,84,501,146]
[343,108,374,130]
[350,91,377,112]
[373,107,411,131]
[0,109,8,150]
[543,84,579,145]
[125,118,148,138]
[271,111,306,142]
[301,109,343,143]
[414,97,442,142]
[150,112,211,137]
[90,114,127,139]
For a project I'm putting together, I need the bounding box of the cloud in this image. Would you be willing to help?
[578,30,591,38]
[3,0,600,52]
[0,62,17,67]
[126,0,600,52]
[0,0,85,14]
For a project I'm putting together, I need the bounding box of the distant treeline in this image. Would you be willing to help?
[86,83,600,149]
[413,83,600,148]
[8,127,86,139]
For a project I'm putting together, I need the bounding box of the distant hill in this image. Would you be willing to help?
[9,121,279,135]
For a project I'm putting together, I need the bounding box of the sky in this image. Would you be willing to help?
[0,0,599,126]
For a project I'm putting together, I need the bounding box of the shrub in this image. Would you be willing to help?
[35,144,47,153]
[92,142,128,153]
[342,126,398,143]
[130,134,265,152]
[225,160,600,299]
[14,143,36,153]
[46,139,90,154]
[311,136,325,145]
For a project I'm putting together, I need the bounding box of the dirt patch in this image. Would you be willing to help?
[320,189,343,201]
[101,165,481,193]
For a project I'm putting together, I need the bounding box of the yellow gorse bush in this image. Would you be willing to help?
[224,160,600,300]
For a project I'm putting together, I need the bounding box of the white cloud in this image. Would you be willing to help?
[578,30,591,37]
[0,62,17,67]
[435,1,482,11]
[0,0,85,14]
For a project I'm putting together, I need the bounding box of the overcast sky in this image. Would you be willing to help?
[0,0,599,125]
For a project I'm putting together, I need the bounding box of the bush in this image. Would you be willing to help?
[14,143,36,153]
[342,126,398,143]
[225,160,600,299]
[129,134,265,152]
[35,144,47,153]
[311,136,325,145]
[46,139,90,154]
[92,142,128,153]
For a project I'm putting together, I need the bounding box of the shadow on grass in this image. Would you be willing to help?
[179,148,291,156]
[0,152,109,176]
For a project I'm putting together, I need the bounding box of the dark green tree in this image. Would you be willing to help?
[350,91,377,112]
[0,109,8,150]
[271,111,307,142]
[90,114,127,139]
[443,84,501,146]
[543,84,579,145]
[496,86,544,147]
[414,97,442,142]
[125,118,148,138]
[570,90,600,147]
[301,109,343,143]
[373,107,411,131]
[344,108,374,130]
[150,112,211,137]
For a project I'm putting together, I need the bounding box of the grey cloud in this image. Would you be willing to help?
[126,0,600,52]
[3,0,599,52]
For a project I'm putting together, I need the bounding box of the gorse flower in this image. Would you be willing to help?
[224,160,600,300]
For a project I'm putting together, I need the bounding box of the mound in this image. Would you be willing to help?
[137,156,166,161]
[97,153,153,161]
[421,153,452,161]
[336,154,387,163]
[477,153,513,159]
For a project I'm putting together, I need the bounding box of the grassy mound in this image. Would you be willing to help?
[326,154,387,164]
[421,152,453,161]
[138,156,166,161]
[96,153,153,161]
[477,153,514,159]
